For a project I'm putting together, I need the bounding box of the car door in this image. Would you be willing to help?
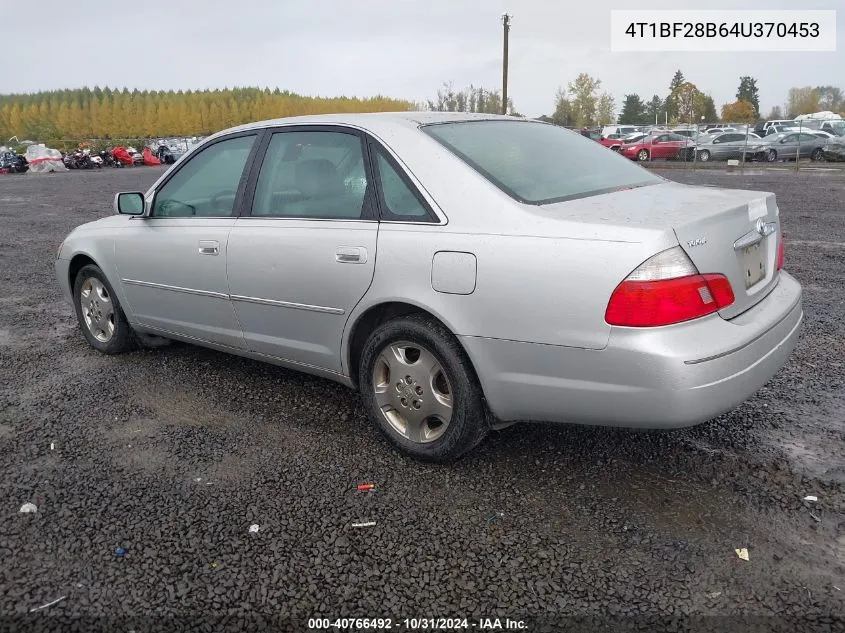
[226,127,379,373]
[650,134,669,158]
[777,133,800,158]
[798,132,821,157]
[664,134,688,158]
[718,133,746,159]
[113,132,259,348]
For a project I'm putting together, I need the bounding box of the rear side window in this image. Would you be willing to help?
[250,130,368,219]
[422,121,660,205]
[374,151,431,220]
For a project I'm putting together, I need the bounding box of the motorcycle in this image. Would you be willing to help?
[99,149,122,168]
[0,150,28,174]
[62,149,96,169]
[155,144,177,164]
[126,146,144,166]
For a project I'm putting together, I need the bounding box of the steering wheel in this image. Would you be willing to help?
[210,189,237,211]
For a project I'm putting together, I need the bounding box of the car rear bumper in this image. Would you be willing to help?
[461,271,803,428]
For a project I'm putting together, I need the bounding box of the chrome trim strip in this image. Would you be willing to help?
[230,294,345,315]
[733,231,764,249]
[121,278,229,300]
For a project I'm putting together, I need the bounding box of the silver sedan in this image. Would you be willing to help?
[694,132,762,162]
[55,113,803,461]
[751,131,829,162]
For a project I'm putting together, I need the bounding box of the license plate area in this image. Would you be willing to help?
[741,242,766,288]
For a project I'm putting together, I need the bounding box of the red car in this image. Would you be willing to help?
[598,133,627,151]
[621,133,696,161]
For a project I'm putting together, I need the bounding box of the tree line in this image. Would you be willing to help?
[0,87,414,143]
[539,70,844,127]
[2,78,843,145]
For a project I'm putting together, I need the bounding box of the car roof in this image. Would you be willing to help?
[223,111,515,137]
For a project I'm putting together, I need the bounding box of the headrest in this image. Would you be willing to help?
[295,159,344,198]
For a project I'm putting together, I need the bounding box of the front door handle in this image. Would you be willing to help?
[198,240,219,256]
[335,246,367,264]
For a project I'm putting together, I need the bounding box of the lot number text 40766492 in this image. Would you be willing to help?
[307,617,527,630]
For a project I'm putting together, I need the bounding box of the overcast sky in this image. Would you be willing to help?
[3,0,842,118]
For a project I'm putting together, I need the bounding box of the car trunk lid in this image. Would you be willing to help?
[536,182,781,319]
[670,190,780,319]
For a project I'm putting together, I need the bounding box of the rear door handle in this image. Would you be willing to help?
[198,240,219,256]
[335,246,367,264]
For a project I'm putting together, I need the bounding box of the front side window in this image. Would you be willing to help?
[424,120,661,205]
[251,130,368,219]
[152,135,255,217]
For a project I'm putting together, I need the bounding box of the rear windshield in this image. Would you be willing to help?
[421,120,661,205]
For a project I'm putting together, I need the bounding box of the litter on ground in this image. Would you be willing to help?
[735,548,749,561]
[19,502,37,514]
[29,596,66,612]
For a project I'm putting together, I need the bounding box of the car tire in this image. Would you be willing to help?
[811,148,825,162]
[72,264,135,354]
[358,313,488,462]
[767,149,777,162]
[698,150,711,162]
[637,149,649,161]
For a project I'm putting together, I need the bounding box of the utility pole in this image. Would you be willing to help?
[501,13,512,115]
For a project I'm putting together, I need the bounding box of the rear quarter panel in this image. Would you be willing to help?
[345,222,677,379]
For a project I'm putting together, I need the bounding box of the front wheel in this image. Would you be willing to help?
[73,264,135,354]
[811,148,825,162]
[698,149,711,162]
[637,149,649,162]
[766,149,777,162]
[358,314,488,462]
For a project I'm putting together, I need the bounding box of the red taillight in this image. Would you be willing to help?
[606,273,735,327]
[776,233,785,270]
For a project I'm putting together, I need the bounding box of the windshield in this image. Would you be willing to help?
[421,120,661,205]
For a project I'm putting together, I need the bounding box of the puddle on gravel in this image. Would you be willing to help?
[760,403,845,481]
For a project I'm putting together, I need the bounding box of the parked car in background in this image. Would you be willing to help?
[819,120,845,136]
[53,112,802,461]
[748,132,828,162]
[695,132,763,162]
[810,131,836,140]
[671,129,700,138]
[621,133,696,161]
[822,138,845,161]
[705,127,738,135]
[620,132,649,146]
[598,133,627,150]
[601,124,639,139]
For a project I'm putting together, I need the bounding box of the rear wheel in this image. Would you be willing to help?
[637,149,649,162]
[358,313,488,462]
[811,148,825,162]
[73,264,135,354]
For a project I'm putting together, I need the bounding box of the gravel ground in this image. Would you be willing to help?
[0,167,843,631]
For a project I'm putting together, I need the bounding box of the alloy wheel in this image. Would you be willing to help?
[371,341,453,444]
[79,277,115,343]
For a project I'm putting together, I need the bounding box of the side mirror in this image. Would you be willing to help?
[115,192,145,215]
